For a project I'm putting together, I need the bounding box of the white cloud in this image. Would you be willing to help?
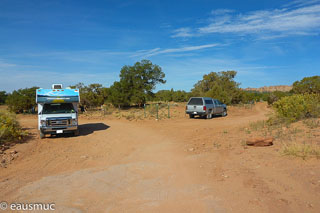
[132,43,220,58]
[0,60,16,68]
[172,1,320,39]
[171,27,193,38]
[284,0,320,8]
[211,9,234,15]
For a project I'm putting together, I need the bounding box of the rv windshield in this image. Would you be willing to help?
[42,103,75,114]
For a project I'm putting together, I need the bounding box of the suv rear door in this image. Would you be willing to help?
[216,100,224,113]
[213,99,222,114]
[204,99,214,113]
[187,98,204,113]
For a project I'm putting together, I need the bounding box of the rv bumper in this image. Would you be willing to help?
[40,125,78,134]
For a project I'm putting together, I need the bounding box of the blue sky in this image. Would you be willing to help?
[0,0,320,92]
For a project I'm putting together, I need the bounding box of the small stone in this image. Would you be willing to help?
[307,203,313,208]
[246,137,273,146]
[188,148,194,152]
[1,159,5,164]
[80,155,88,159]
[10,150,18,154]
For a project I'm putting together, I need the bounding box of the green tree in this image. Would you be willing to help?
[152,89,191,102]
[292,76,320,94]
[191,71,241,105]
[70,83,107,108]
[109,60,166,107]
[0,91,7,105]
[6,87,39,113]
[107,81,131,108]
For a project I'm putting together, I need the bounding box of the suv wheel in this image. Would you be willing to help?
[222,109,227,117]
[189,114,194,119]
[206,113,212,119]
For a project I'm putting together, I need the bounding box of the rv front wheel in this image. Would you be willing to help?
[74,129,79,136]
[39,131,45,139]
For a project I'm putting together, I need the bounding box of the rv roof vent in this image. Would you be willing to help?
[52,84,63,89]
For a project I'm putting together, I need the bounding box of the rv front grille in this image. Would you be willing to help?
[48,119,69,127]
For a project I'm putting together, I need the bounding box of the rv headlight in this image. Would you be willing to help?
[72,119,77,125]
[41,120,46,126]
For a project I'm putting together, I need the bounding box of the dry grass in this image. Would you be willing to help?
[281,143,320,160]
[242,117,320,159]
[80,102,183,121]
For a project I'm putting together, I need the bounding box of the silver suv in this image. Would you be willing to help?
[186,97,227,119]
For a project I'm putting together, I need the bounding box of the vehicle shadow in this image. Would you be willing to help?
[78,123,110,136]
[47,123,110,138]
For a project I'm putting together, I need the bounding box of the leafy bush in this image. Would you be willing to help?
[0,110,26,145]
[6,87,39,113]
[273,94,320,122]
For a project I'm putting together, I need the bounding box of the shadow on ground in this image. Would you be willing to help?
[78,123,110,136]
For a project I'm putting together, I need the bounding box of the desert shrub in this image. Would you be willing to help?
[267,91,291,105]
[273,94,320,122]
[0,110,26,145]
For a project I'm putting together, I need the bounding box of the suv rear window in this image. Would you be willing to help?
[188,98,203,105]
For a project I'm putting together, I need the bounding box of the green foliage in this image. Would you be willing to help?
[292,75,320,94]
[273,94,320,122]
[153,89,191,102]
[70,83,109,108]
[0,91,7,105]
[108,60,166,107]
[191,71,242,105]
[266,91,291,105]
[108,81,131,108]
[5,87,39,113]
[0,110,26,144]
[240,91,267,104]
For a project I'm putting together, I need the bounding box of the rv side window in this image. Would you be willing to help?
[42,103,75,114]
[188,98,203,105]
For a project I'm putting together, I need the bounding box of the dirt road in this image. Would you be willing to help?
[1,103,319,212]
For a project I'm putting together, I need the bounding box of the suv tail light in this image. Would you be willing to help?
[203,106,207,111]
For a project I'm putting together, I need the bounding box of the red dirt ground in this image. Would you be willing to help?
[1,102,319,212]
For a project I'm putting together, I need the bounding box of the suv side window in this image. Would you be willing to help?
[205,100,213,105]
[217,100,222,105]
[214,100,219,105]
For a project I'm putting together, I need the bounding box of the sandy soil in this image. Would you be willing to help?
[1,102,320,212]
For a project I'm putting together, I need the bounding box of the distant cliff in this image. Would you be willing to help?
[243,85,292,92]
